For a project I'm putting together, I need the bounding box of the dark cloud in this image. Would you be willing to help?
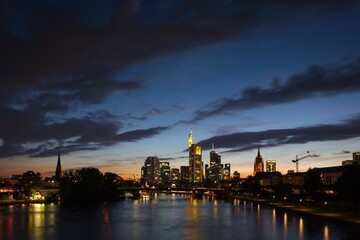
[1,0,357,106]
[0,103,168,157]
[113,126,168,142]
[128,105,185,121]
[336,150,352,155]
[191,58,360,122]
[197,113,360,153]
[0,0,358,159]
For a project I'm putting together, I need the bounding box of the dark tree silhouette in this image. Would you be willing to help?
[335,164,360,209]
[303,168,323,202]
[61,168,126,204]
[104,172,124,201]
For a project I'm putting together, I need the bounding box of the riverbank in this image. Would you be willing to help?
[233,196,360,228]
[0,199,56,206]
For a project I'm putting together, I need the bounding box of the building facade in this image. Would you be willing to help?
[353,152,360,164]
[171,168,180,182]
[180,166,190,182]
[266,160,276,172]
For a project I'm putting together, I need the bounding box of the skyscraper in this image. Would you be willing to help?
[188,130,203,183]
[55,150,62,181]
[210,143,221,166]
[253,147,264,175]
[160,162,170,185]
[266,160,276,172]
[223,163,231,180]
[142,156,160,185]
[207,144,222,182]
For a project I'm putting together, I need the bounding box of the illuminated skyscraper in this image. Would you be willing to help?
[253,147,264,175]
[160,162,170,185]
[188,130,203,183]
[223,163,231,180]
[142,156,160,185]
[210,143,221,166]
[207,143,222,182]
[55,150,62,181]
[266,160,276,172]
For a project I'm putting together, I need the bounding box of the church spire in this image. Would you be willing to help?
[55,149,62,181]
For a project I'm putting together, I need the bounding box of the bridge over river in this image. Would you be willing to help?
[118,187,233,199]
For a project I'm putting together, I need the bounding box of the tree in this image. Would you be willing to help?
[60,168,127,204]
[20,171,42,196]
[335,164,360,209]
[104,172,124,201]
[303,168,323,202]
[61,168,105,204]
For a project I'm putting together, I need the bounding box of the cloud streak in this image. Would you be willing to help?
[191,58,360,122]
[197,113,360,153]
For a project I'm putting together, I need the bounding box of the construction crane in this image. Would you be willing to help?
[292,151,318,172]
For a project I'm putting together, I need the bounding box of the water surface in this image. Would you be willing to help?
[0,194,358,240]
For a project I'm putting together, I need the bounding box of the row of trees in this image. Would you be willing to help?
[60,168,130,204]
[1,168,134,204]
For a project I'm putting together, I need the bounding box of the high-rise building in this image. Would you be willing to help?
[188,130,203,183]
[223,163,231,180]
[160,162,170,185]
[180,166,190,182]
[171,168,180,182]
[206,143,223,182]
[233,171,240,179]
[210,143,221,166]
[142,156,160,185]
[55,150,62,181]
[353,152,360,164]
[253,147,264,175]
[266,160,276,172]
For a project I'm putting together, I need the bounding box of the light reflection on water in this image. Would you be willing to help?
[0,194,358,240]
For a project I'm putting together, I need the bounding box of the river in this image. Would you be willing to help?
[0,194,358,240]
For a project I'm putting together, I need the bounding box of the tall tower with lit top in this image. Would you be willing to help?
[253,147,264,175]
[188,130,202,183]
[188,129,193,147]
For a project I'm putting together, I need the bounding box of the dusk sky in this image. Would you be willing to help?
[1,0,360,179]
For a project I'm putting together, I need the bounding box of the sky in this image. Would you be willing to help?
[1,0,360,179]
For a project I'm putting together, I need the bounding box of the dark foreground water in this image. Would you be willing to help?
[0,194,358,240]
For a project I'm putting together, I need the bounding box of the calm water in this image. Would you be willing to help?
[0,194,358,240]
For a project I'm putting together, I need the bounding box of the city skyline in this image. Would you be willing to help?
[1,1,360,179]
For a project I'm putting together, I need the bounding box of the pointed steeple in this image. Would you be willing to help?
[55,149,62,181]
[254,146,264,175]
[212,143,215,151]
